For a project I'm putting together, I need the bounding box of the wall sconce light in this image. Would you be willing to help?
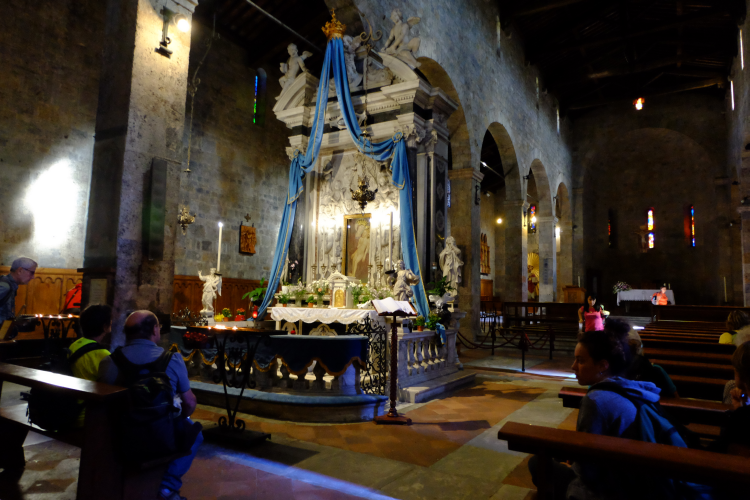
[555,226,561,237]
[156,8,190,58]
[633,97,644,110]
[496,217,503,224]
[475,184,480,205]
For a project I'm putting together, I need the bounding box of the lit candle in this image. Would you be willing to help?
[389,212,393,270]
[217,222,223,273]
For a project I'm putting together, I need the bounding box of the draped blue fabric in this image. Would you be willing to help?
[257,37,429,319]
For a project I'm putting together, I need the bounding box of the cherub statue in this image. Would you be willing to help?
[382,9,421,69]
[330,35,363,90]
[439,236,464,295]
[392,259,420,302]
[198,268,222,313]
[278,43,313,97]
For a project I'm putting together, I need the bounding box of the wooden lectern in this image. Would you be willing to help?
[563,286,586,304]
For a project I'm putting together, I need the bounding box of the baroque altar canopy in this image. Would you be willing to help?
[257,29,430,319]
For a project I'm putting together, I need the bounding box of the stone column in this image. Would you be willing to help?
[739,206,750,306]
[572,187,585,289]
[448,168,483,340]
[82,0,197,344]
[503,200,528,302]
[537,216,558,302]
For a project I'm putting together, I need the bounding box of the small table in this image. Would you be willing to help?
[186,325,282,445]
[616,289,676,309]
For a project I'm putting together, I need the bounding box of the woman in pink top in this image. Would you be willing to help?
[578,294,605,331]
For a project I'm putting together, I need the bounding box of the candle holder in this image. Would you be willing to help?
[377,261,383,288]
[311,265,317,280]
[321,264,327,279]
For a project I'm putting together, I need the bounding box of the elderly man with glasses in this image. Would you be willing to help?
[0,256,38,324]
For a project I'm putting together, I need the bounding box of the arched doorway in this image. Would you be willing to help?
[528,159,555,301]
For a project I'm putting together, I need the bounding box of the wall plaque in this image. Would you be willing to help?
[240,225,256,254]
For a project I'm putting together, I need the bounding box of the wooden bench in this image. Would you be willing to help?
[653,305,750,323]
[497,421,750,499]
[0,362,186,500]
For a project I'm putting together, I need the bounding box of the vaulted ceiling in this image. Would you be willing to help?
[498,0,746,113]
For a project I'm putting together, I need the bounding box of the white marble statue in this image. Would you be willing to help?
[439,236,464,294]
[334,226,342,272]
[280,254,290,284]
[392,259,420,302]
[278,43,312,97]
[330,35,363,90]
[198,268,222,313]
[382,9,421,69]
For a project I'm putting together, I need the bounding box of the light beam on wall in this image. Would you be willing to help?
[24,160,80,248]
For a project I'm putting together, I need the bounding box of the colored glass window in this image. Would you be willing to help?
[691,205,695,247]
[647,209,654,231]
[530,205,536,232]
[648,233,654,249]
[253,76,258,124]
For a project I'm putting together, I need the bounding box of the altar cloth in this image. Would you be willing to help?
[254,334,369,376]
[270,307,380,325]
[616,289,675,306]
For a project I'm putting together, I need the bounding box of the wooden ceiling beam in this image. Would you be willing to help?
[550,56,689,87]
[528,9,730,63]
[567,76,726,110]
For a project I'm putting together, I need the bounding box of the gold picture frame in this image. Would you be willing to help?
[342,213,371,280]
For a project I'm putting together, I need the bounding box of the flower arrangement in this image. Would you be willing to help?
[426,276,456,298]
[235,308,246,321]
[278,293,290,305]
[221,308,233,321]
[612,281,632,294]
[214,314,224,322]
[425,313,440,330]
[292,281,308,301]
[313,280,329,299]
[351,284,367,304]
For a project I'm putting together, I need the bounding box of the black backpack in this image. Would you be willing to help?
[27,341,107,432]
[110,348,181,461]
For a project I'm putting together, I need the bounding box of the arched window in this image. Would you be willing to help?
[253,69,267,126]
[529,205,537,233]
[647,208,654,249]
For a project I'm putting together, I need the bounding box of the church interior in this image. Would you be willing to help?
[2,0,750,499]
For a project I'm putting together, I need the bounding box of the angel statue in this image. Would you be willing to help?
[198,268,222,314]
[439,236,464,295]
[392,259,420,302]
[382,9,421,69]
[278,43,313,98]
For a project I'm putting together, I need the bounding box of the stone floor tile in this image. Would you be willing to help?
[380,467,499,500]
[429,444,526,483]
[295,448,416,490]
[489,484,534,500]
[501,455,536,490]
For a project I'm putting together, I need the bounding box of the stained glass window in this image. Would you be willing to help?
[691,205,696,247]
[253,76,258,124]
[530,205,537,233]
[647,208,654,249]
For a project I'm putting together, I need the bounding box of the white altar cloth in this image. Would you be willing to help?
[616,289,675,306]
[270,307,380,325]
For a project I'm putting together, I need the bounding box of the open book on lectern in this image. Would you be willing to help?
[371,297,417,317]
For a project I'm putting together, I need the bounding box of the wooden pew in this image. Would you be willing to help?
[497,421,750,499]
[0,363,186,500]
[653,305,750,323]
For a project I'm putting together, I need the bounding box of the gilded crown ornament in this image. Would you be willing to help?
[322,10,346,40]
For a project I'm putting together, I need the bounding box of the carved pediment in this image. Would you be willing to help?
[273,72,320,115]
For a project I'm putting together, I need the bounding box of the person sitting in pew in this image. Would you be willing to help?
[529,318,663,499]
[715,341,750,457]
[626,329,679,399]
[68,304,112,426]
[718,310,750,345]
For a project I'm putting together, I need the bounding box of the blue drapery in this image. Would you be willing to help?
[258,38,430,319]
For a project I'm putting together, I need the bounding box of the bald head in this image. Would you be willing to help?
[123,310,160,341]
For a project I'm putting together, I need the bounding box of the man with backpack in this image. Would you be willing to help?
[0,256,37,324]
[98,310,203,500]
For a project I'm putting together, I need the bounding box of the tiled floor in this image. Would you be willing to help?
[0,362,581,500]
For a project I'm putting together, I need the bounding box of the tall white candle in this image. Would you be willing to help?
[724,276,728,303]
[389,212,393,270]
[217,222,223,272]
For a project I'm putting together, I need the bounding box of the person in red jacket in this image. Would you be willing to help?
[651,285,669,306]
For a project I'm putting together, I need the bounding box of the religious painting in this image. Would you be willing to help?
[240,225,256,254]
[342,214,371,281]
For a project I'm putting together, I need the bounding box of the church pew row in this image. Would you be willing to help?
[640,334,721,344]
[653,304,750,323]
[497,421,750,499]
[640,339,735,354]
[642,348,732,364]
[558,386,731,427]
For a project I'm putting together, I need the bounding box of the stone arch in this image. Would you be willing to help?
[486,122,521,200]
[555,181,573,299]
[417,57,472,171]
[528,159,553,218]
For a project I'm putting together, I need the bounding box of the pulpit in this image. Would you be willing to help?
[563,286,586,304]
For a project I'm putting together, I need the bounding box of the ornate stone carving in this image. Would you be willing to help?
[330,35,363,90]
[382,9,421,69]
[392,259,420,302]
[439,237,463,295]
[278,44,312,99]
[435,210,445,232]
[198,268,222,313]
[436,183,445,201]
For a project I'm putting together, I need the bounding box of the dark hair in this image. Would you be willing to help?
[123,312,159,340]
[733,341,750,388]
[727,310,750,332]
[577,318,632,376]
[583,293,601,313]
[78,304,112,339]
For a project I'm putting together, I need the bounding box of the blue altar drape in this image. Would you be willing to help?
[258,37,429,319]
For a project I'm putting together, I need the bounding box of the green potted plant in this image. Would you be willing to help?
[242,277,268,307]
[425,313,440,330]
[413,315,425,332]
[351,284,364,306]
[292,285,307,307]
[307,295,315,308]
[278,293,290,307]
[426,276,456,300]
[221,308,233,322]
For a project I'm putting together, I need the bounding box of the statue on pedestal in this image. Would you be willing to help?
[198,268,222,313]
[278,43,313,98]
[392,259,420,302]
[439,236,464,295]
[382,9,421,69]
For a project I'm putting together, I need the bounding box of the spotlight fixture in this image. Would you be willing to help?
[633,97,644,110]
[156,8,190,58]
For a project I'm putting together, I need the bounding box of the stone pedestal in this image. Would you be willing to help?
[82,0,197,343]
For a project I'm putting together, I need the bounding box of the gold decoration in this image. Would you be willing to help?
[178,206,196,235]
[322,10,346,41]
[350,176,378,211]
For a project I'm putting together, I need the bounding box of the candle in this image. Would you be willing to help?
[724,276,728,303]
[217,222,223,272]
[389,212,393,270]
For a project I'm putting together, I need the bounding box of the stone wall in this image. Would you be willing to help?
[573,93,734,305]
[479,191,497,282]
[0,0,105,268]
[173,23,291,280]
